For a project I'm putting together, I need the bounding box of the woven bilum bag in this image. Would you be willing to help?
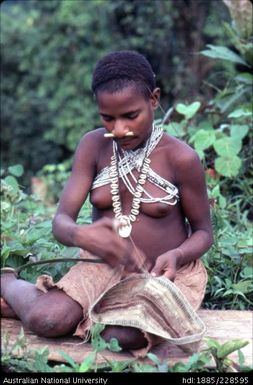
[89,273,206,353]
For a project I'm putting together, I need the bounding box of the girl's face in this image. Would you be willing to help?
[96,84,160,150]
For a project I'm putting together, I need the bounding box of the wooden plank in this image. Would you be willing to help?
[198,309,252,367]
[1,310,252,368]
[1,318,134,365]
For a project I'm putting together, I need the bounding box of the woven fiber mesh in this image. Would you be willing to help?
[89,273,206,346]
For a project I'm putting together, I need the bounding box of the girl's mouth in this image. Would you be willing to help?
[117,137,136,148]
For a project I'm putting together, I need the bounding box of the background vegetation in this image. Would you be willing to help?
[1,0,252,373]
[1,0,231,181]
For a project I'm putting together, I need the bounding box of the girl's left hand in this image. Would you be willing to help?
[151,251,178,281]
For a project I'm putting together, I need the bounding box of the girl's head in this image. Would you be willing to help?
[92,50,156,99]
[92,51,160,149]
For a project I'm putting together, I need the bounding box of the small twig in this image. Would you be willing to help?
[1,257,105,277]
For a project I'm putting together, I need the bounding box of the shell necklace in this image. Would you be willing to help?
[110,135,151,238]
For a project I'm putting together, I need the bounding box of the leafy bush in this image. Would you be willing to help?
[0,164,91,282]
[1,0,230,184]
[161,104,252,309]
[160,1,253,309]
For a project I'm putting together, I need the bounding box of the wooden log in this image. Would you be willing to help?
[1,310,252,369]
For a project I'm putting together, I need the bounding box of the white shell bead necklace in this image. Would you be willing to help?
[110,136,151,238]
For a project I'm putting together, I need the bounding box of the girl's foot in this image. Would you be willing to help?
[1,271,19,318]
[1,297,18,318]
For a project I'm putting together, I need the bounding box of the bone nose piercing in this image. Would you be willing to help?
[104,131,134,138]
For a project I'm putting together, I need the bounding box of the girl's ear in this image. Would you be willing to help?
[150,88,161,110]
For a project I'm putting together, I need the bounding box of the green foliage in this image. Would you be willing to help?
[1,0,230,184]
[170,352,211,373]
[201,45,249,66]
[201,3,252,115]
[205,338,250,372]
[167,103,253,310]
[203,220,253,310]
[0,165,92,282]
[175,101,201,120]
[223,0,253,41]
[1,0,111,183]
[2,328,53,372]
[162,3,253,310]
[36,160,72,203]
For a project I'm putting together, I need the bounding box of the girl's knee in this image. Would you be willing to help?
[25,296,83,337]
[26,307,66,337]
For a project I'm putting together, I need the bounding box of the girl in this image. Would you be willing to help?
[1,51,213,354]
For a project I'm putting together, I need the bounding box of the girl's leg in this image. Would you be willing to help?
[1,273,83,337]
[101,325,147,350]
[1,297,18,318]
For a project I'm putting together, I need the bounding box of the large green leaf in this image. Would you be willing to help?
[240,267,253,279]
[25,228,50,244]
[230,124,249,140]
[201,45,248,66]
[175,101,201,120]
[195,148,205,160]
[78,351,96,372]
[215,156,242,177]
[213,137,241,157]
[235,72,253,85]
[58,351,78,370]
[8,164,24,177]
[1,201,11,213]
[232,280,253,294]
[228,109,252,118]
[191,129,216,151]
[4,175,19,195]
[163,122,185,137]
[217,340,248,359]
[108,337,122,352]
[4,240,28,257]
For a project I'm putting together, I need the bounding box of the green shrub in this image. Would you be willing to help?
[1,0,230,185]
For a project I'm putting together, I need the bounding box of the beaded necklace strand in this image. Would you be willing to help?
[110,134,151,238]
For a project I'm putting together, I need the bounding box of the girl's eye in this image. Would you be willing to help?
[126,113,138,120]
[102,116,113,122]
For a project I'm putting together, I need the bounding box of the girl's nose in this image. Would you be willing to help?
[112,120,129,138]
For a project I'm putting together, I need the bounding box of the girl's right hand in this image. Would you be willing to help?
[74,217,144,271]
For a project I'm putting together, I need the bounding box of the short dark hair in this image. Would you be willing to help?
[91,50,156,99]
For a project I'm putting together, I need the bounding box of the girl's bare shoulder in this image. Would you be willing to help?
[76,127,109,153]
[162,133,202,182]
[79,127,106,145]
[163,133,200,165]
[72,127,110,167]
